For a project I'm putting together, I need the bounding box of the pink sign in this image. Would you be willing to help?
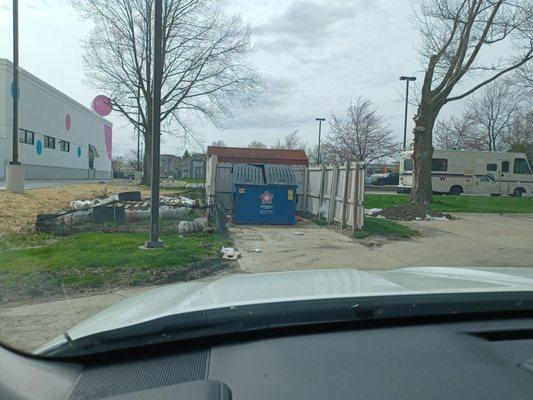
[104,125,113,160]
[65,114,71,130]
[92,95,112,116]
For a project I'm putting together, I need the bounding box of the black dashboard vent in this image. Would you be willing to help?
[469,329,533,342]
[69,349,210,400]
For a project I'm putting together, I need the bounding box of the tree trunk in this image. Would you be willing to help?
[410,104,438,204]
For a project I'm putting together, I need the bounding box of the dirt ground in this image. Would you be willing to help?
[0,181,178,235]
[230,214,533,273]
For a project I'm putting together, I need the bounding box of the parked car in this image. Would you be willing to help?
[366,172,399,186]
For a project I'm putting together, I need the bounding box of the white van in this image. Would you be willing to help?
[398,150,533,196]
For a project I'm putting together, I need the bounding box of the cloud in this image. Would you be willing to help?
[224,74,309,130]
[254,0,359,48]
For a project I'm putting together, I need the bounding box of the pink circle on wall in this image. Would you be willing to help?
[65,114,71,130]
[92,95,112,116]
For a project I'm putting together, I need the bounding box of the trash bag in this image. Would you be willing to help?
[178,220,204,234]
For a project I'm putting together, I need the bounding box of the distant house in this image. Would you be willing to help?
[176,153,207,179]
[160,154,180,177]
[159,153,207,179]
[207,146,309,166]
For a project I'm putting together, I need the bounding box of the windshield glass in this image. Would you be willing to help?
[1,0,533,357]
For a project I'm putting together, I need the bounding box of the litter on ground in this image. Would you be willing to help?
[365,208,383,216]
[221,247,240,260]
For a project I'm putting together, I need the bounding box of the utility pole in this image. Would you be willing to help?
[6,0,25,193]
[145,0,164,248]
[399,76,416,150]
[136,86,141,171]
[315,118,325,165]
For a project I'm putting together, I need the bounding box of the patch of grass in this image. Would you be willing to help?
[365,194,409,210]
[353,216,420,240]
[429,196,533,213]
[0,231,230,285]
[0,232,52,251]
[365,194,533,213]
[314,219,328,227]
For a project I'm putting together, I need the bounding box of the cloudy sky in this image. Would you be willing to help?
[0,0,466,156]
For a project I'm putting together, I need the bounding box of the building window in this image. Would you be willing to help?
[403,159,412,172]
[487,163,497,172]
[431,158,448,172]
[59,140,70,152]
[514,158,531,174]
[44,135,56,149]
[19,129,35,145]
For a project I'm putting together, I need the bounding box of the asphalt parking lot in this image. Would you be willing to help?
[230,214,533,273]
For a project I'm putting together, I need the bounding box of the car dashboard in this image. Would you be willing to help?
[2,317,533,399]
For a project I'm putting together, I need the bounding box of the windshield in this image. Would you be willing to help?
[1,0,533,357]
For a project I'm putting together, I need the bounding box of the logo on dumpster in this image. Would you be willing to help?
[260,191,273,204]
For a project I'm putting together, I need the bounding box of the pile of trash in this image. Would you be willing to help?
[35,191,205,235]
[70,192,198,211]
[366,204,454,221]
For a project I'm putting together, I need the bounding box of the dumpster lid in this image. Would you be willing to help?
[233,164,264,185]
[264,164,296,185]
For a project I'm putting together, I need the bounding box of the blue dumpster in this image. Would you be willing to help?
[233,164,298,225]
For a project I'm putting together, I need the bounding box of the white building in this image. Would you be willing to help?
[0,59,112,180]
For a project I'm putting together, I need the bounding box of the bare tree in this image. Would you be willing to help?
[112,155,128,173]
[308,143,341,165]
[436,81,523,151]
[211,140,227,147]
[467,81,521,151]
[504,109,533,148]
[515,64,533,94]
[272,130,307,150]
[248,141,267,148]
[113,149,143,172]
[73,0,262,184]
[324,97,400,164]
[434,114,475,150]
[410,0,533,203]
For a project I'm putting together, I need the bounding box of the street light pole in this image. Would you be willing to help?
[12,0,19,166]
[6,0,25,193]
[145,0,164,248]
[399,76,416,150]
[316,118,325,165]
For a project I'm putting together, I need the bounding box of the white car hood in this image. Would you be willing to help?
[37,267,533,353]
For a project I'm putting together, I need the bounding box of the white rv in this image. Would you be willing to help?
[398,150,533,196]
